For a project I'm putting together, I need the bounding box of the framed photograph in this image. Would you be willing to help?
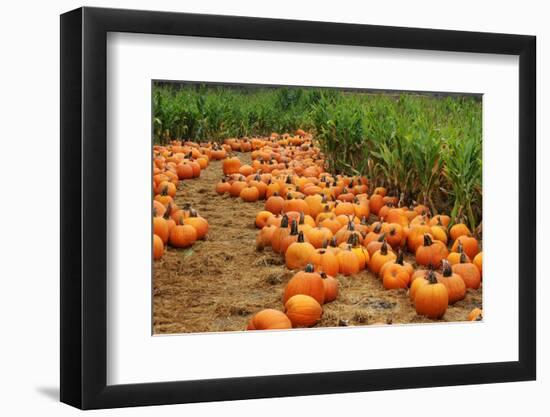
[60,6,536,410]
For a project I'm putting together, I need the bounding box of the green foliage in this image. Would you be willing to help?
[152,83,482,228]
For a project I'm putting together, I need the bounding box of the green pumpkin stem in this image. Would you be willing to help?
[305,263,314,273]
[460,252,468,264]
[289,220,299,236]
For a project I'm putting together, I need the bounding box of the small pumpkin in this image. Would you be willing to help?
[223,157,241,175]
[183,209,208,240]
[215,178,231,194]
[285,232,316,270]
[414,271,449,319]
[473,252,483,276]
[438,259,466,304]
[416,234,449,268]
[265,193,285,214]
[153,234,164,260]
[449,222,470,241]
[240,186,260,202]
[305,226,333,249]
[256,225,276,251]
[467,308,483,321]
[452,252,481,289]
[336,247,360,276]
[321,272,339,303]
[284,294,323,327]
[309,246,339,277]
[271,214,290,254]
[246,309,292,330]
[169,224,197,248]
[369,241,397,275]
[382,259,410,290]
[451,235,480,260]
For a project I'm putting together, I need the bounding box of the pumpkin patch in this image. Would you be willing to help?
[152,84,483,334]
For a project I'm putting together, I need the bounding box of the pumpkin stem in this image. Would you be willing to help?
[321,239,328,249]
[161,186,168,196]
[305,263,314,273]
[460,251,468,264]
[423,234,433,247]
[320,271,328,279]
[377,232,386,242]
[427,269,438,284]
[347,220,355,231]
[442,259,452,277]
[289,220,299,236]
[373,223,382,233]
[396,249,404,265]
[360,216,368,225]
[280,214,289,228]
[457,240,464,254]
[298,211,305,225]
[380,241,388,255]
[297,231,305,243]
[329,237,338,248]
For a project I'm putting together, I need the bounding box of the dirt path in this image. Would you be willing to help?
[153,152,482,334]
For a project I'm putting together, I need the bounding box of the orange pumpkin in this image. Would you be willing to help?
[321,272,339,303]
[247,309,292,330]
[382,261,410,290]
[240,186,260,202]
[283,264,325,305]
[467,308,483,321]
[284,294,323,327]
[305,226,333,249]
[336,247,360,276]
[473,252,483,276]
[369,241,397,275]
[285,232,316,270]
[414,271,448,319]
[183,210,208,240]
[451,235,480,260]
[415,234,448,268]
[153,234,164,260]
[449,222,470,241]
[223,157,241,175]
[215,178,231,194]
[308,247,339,277]
[169,224,197,248]
[438,259,466,304]
[153,216,170,244]
[452,252,481,289]
[271,214,290,254]
[265,193,285,214]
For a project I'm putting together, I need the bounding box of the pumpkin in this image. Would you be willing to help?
[321,272,339,302]
[414,271,448,319]
[407,224,432,253]
[256,225,276,251]
[447,240,471,265]
[215,178,231,194]
[369,193,384,215]
[153,216,170,244]
[169,224,197,248]
[452,252,481,289]
[366,233,387,257]
[334,220,363,245]
[336,247,360,276]
[283,196,310,215]
[223,157,241,175]
[449,222,470,241]
[153,234,164,260]
[265,193,285,214]
[255,211,273,228]
[369,241,397,275]
[285,232,316,270]
[229,178,248,197]
[348,234,369,270]
[386,223,405,248]
[382,260,410,290]
[309,247,339,277]
[451,235,480,260]
[176,163,194,180]
[240,186,260,202]
[280,220,300,254]
[305,226,333,249]
[429,214,451,227]
[467,308,483,321]
[416,234,448,268]
[438,259,466,304]
[247,309,292,330]
[183,209,208,240]
[320,217,342,235]
[283,264,325,304]
[380,250,413,280]
[284,294,323,327]
[271,214,290,254]
[473,252,483,275]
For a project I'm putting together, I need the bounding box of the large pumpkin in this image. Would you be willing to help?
[452,252,481,289]
[414,271,449,319]
[283,264,325,305]
[247,309,292,330]
[284,294,323,327]
[415,234,448,268]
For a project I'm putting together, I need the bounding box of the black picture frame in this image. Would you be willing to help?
[60,6,536,410]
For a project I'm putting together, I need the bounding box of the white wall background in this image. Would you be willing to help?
[0,0,545,415]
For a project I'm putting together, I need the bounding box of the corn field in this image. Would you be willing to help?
[153,83,482,230]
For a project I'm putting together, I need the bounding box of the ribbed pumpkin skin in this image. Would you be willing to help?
[308,249,339,277]
[452,262,481,289]
[153,234,164,260]
[322,275,339,303]
[284,295,323,327]
[246,309,292,330]
[285,239,315,270]
[415,281,449,319]
[283,268,325,305]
